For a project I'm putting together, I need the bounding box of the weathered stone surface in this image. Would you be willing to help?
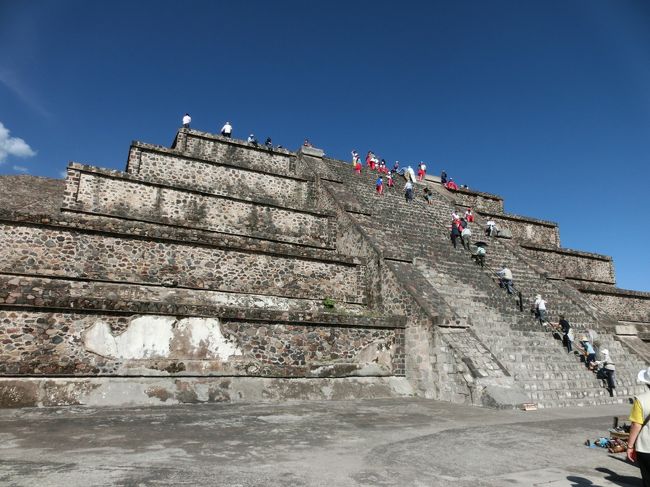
[0,221,364,303]
[0,310,404,377]
[0,175,64,216]
[522,244,615,284]
[0,127,647,411]
[64,164,333,248]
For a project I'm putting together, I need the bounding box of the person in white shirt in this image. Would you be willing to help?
[182,113,191,128]
[404,181,414,203]
[221,122,232,138]
[461,225,472,250]
[247,134,258,146]
[497,266,514,294]
[485,219,497,237]
[534,294,547,324]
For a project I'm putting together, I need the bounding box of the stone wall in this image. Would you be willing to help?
[479,211,560,247]
[574,283,650,325]
[0,221,365,304]
[0,309,404,377]
[126,143,314,210]
[171,130,297,176]
[450,188,504,213]
[521,245,615,284]
[63,165,333,248]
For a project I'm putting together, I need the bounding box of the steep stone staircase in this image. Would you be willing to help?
[311,157,646,407]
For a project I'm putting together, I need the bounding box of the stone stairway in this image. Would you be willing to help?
[312,158,647,408]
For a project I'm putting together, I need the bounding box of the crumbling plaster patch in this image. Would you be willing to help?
[83,315,242,361]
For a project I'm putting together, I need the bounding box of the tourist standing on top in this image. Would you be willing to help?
[182,113,191,129]
[303,139,313,147]
[392,161,400,174]
[221,121,232,138]
[351,150,360,165]
[497,265,514,294]
[247,134,258,146]
[417,162,427,181]
[265,137,273,148]
[627,367,650,481]
[534,294,548,325]
[440,170,448,184]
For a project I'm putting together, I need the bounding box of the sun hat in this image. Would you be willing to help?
[638,367,650,385]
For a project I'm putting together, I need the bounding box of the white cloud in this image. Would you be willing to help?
[12,165,29,173]
[0,121,36,163]
[59,170,68,178]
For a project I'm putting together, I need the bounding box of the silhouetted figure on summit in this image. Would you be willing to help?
[182,113,191,129]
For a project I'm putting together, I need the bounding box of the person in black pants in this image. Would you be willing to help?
[559,316,572,352]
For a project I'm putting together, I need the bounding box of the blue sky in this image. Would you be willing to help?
[1,0,649,291]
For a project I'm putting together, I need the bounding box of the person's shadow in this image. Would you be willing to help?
[567,476,603,487]
[595,466,642,486]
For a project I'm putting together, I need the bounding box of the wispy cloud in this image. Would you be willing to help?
[0,121,36,163]
[12,165,29,173]
[59,170,68,178]
[0,68,52,119]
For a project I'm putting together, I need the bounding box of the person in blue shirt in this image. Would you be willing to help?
[375,176,384,196]
[582,339,596,368]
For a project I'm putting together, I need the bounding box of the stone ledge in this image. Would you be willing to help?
[0,210,362,266]
[449,186,503,202]
[477,210,558,228]
[521,243,612,262]
[0,275,405,328]
[172,128,295,156]
[575,282,650,299]
[131,140,308,182]
[67,162,335,219]
[0,376,413,408]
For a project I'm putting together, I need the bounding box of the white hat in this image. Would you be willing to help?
[638,367,650,385]
[601,349,609,356]
[535,294,541,299]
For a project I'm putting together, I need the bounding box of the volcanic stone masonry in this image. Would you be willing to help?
[0,127,647,409]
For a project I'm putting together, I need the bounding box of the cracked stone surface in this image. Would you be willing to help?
[0,398,642,486]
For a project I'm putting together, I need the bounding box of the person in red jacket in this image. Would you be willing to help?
[445,178,459,190]
[464,208,474,223]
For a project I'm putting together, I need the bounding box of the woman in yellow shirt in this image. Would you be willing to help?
[628,367,650,486]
